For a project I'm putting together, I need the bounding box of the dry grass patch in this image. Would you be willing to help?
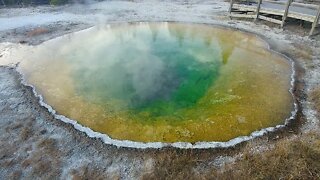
[217,133,320,179]
[143,150,204,179]
[142,133,320,179]
[8,170,22,180]
[5,122,23,132]
[37,137,56,149]
[36,138,62,158]
[0,143,19,160]
[310,87,320,113]
[31,158,54,176]
[21,138,62,178]
[70,165,110,180]
[20,127,33,141]
[292,43,313,61]
[27,28,49,37]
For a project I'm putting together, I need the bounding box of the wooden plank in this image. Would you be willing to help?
[291,2,319,10]
[287,12,315,22]
[259,15,283,24]
[233,4,256,11]
[263,0,286,5]
[234,4,284,16]
[230,13,255,19]
[264,0,318,10]
[310,5,320,36]
[259,9,285,16]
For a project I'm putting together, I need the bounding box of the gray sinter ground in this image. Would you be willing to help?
[0,67,152,179]
[0,0,320,179]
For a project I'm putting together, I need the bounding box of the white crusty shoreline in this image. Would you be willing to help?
[7,22,299,149]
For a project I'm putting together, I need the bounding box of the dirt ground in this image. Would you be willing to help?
[0,0,319,179]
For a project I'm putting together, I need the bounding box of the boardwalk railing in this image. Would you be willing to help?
[229,0,320,36]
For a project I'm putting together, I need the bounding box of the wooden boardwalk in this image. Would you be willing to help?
[229,0,320,36]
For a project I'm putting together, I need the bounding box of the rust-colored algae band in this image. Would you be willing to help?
[12,22,294,144]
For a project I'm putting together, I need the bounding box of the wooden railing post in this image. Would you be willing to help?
[1,0,5,7]
[229,0,235,14]
[310,5,320,36]
[281,0,293,28]
[255,0,263,21]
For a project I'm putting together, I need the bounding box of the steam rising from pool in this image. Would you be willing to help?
[11,23,294,144]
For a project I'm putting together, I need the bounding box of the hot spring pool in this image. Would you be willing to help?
[11,22,295,144]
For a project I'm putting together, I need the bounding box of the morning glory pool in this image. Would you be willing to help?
[14,23,294,143]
